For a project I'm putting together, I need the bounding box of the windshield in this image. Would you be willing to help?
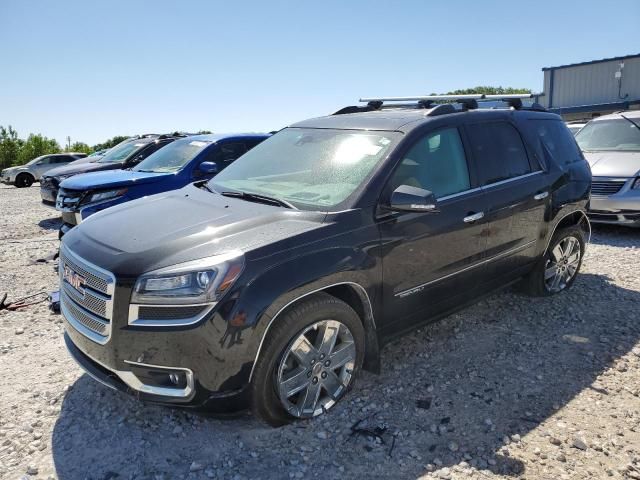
[134,139,210,173]
[575,118,640,151]
[98,141,147,163]
[210,128,400,210]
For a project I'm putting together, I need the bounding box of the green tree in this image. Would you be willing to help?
[17,134,61,165]
[0,125,22,170]
[197,130,212,134]
[92,135,130,152]
[444,86,532,95]
[67,142,92,155]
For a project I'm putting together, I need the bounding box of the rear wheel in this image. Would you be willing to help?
[251,293,364,426]
[520,225,585,296]
[15,173,34,188]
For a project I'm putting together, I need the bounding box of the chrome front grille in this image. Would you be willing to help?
[59,247,115,344]
[590,180,626,197]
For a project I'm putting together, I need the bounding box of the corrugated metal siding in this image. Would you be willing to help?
[547,56,640,108]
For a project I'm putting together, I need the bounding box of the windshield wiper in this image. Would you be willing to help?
[220,191,296,209]
[621,114,640,132]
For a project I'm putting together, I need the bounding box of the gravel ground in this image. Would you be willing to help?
[1,184,639,480]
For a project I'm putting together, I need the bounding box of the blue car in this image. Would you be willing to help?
[56,133,269,234]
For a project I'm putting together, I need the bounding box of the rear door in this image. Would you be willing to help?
[378,126,490,334]
[465,121,549,280]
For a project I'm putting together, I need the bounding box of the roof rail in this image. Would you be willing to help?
[333,94,544,116]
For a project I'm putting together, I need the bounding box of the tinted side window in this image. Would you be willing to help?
[390,127,470,198]
[214,143,247,163]
[244,139,265,151]
[530,120,583,166]
[129,142,164,165]
[466,122,531,185]
[55,156,73,164]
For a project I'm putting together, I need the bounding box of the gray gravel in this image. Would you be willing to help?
[1,185,639,480]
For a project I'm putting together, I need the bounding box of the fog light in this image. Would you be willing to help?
[169,373,180,385]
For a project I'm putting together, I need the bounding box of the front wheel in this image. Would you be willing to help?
[251,293,364,426]
[15,173,34,188]
[520,225,585,296]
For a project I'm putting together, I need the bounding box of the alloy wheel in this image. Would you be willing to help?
[544,235,582,293]
[276,319,356,418]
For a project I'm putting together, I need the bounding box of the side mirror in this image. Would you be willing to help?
[198,161,219,175]
[389,185,439,213]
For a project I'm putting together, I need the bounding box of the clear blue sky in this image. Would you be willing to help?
[1,0,638,147]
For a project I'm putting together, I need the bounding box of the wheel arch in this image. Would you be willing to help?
[248,281,381,383]
[544,208,591,254]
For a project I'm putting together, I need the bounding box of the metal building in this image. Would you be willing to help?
[534,53,640,121]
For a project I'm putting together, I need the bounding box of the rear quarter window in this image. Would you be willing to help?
[528,119,583,167]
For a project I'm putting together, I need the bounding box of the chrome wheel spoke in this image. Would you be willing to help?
[552,244,564,262]
[300,378,322,414]
[322,370,344,400]
[291,335,318,365]
[316,320,340,356]
[544,264,557,280]
[567,252,580,266]
[280,367,310,398]
[550,271,562,291]
[329,342,356,369]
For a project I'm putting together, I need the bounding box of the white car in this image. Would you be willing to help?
[566,121,587,136]
[0,153,87,188]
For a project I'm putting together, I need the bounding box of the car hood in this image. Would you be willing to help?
[63,184,326,275]
[70,156,102,165]
[46,161,124,179]
[583,151,640,177]
[60,170,172,191]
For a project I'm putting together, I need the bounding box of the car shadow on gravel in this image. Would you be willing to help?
[51,273,640,479]
[38,216,63,232]
[589,223,640,246]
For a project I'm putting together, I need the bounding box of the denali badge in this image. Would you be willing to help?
[63,265,86,294]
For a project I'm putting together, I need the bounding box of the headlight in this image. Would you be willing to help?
[632,177,640,190]
[86,188,128,204]
[131,251,244,305]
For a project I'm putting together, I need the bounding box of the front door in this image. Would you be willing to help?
[378,127,490,336]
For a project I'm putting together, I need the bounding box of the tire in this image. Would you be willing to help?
[251,292,365,427]
[15,173,34,188]
[519,225,585,297]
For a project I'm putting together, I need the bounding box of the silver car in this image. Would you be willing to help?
[0,153,87,188]
[576,111,640,227]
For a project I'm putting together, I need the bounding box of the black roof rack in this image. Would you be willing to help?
[333,94,545,116]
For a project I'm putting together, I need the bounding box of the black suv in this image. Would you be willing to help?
[60,95,591,426]
[40,134,188,209]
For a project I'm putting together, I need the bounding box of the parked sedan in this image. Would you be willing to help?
[56,133,269,235]
[1,153,87,188]
[576,110,640,226]
[566,121,587,136]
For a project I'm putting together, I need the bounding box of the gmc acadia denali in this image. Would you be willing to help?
[60,95,591,426]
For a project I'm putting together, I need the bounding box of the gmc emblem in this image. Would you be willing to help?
[63,265,86,294]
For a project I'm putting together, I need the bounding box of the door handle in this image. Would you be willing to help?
[463,212,484,223]
[534,191,549,200]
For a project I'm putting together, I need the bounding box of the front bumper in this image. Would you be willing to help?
[40,185,58,207]
[57,192,127,226]
[588,177,640,226]
[59,245,255,411]
[1,173,15,184]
